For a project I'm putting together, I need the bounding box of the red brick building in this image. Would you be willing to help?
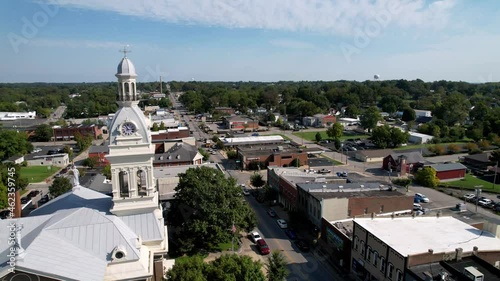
[88,145,109,167]
[151,128,190,141]
[53,124,102,141]
[223,116,259,131]
[237,144,309,170]
[382,152,425,174]
[427,163,467,181]
[214,107,235,115]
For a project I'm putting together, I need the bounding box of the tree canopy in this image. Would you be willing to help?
[414,167,439,188]
[171,166,257,254]
[326,123,343,140]
[265,250,288,281]
[166,254,265,281]
[360,106,382,132]
[49,177,72,197]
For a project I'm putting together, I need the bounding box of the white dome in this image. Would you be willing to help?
[116,57,137,76]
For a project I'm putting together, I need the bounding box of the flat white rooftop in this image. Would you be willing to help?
[224,135,283,144]
[355,216,500,256]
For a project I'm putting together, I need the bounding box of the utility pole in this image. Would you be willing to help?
[493,162,498,191]
[474,187,482,212]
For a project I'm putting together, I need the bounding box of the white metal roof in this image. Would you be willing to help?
[224,135,283,144]
[0,207,143,281]
[355,216,500,256]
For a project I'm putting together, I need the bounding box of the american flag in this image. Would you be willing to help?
[231,224,236,233]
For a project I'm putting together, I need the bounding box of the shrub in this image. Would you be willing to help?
[478,139,491,150]
[447,144,461,154]
[429,144,446,155]
[464,142,480,154]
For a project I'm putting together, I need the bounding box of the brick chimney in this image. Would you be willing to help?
[13,190,22,218]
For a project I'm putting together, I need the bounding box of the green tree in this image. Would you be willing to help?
[250,173,265,187]
[83,156,98,168]
[159,121,166,130]
[447,144,461,154]
[49,177,72,197]
[151,122,159,131]
[63,145,73,158]
[172,167,257,253]
[0,179,7,209]
[102,164,111,180]
[74,132,93,151]
[360,106,381,132]
[401,107,416,122]
[290,158,301,167]
[198,148,210,161]
[265,250,288,281]
[315,132,322,142]
[326,123,343,140]
[165,255,208,281]
[371,125,391,148]
[0,130,33,160]
[34,124,53,142]
[208,254,265,281]
[414,167,439,188]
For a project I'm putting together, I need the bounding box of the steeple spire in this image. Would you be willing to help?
[120,45,131,58]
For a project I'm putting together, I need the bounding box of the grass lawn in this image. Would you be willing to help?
[393,142,467,151]
[215,241,235,252]
[175,252,209,263]
[292,131,370,142]
[20,166,60,183]
[445,174,498,192]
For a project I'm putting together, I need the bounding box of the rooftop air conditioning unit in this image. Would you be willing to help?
[463,266,484,281]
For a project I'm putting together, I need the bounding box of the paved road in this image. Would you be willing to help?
[244,190,344,281]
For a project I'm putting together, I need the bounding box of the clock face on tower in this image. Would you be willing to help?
[121,122,137,136]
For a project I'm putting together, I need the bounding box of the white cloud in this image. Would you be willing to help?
[29,38,125,49]
[269,39,316,49]
[41,0,457,35]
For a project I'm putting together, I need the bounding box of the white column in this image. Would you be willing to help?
[111,169,119,197]
[129,167,137,196]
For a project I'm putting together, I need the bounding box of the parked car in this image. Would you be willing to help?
[276,219,288,229]
[413,203,423,212]
[27,190,40,198]
[0,210,11,219]
[249,231,262,243]
[267,208,277,217]
[242,189,250,196]
[463,194,476,202]
[285,229,297,240]
[38,194,49,205]
[415,193,430,203]
[256,239,270,255]
[318,169,331,174]
[478,198,492,207]
[294,239,310,252]
[336,171,348,178]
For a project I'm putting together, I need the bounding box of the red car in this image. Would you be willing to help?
[256,239,270,255]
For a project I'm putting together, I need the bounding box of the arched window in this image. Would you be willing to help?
[125,83,130,98]
[373,251,379,267]
[119,171,129,197]
[360,241,365,257]
[137,169,147,196]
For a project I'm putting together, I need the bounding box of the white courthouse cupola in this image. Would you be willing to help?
[115,46,138,105]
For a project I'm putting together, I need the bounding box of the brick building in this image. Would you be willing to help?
[296,182,412,228]
[427,163,467,181]
[351,217,500,281]
[222,116,259,131]
[151,128,190,141]
[53,124,102,141]
[237,144,309,170]
[383,152,425,174]
[88,145,110,167]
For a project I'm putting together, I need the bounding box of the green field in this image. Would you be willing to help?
[292,131,370,142]
[20,166,60,183]
[445,174,498,192]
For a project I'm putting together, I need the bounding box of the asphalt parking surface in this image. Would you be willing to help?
[308,158,334,167]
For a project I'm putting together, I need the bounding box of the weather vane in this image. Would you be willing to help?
[120,45,131,57]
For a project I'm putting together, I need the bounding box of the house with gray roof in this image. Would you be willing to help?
[153,142,203,167]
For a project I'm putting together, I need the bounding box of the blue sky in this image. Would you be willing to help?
[0,0,499,83]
